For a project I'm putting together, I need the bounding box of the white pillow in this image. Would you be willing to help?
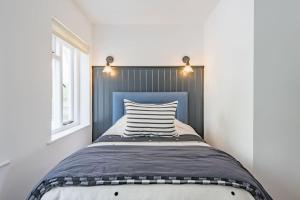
[103,115,199,137]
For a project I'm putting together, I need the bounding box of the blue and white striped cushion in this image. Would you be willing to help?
[124,99,178,137]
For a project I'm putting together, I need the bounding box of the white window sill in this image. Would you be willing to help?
[47,124,89,145]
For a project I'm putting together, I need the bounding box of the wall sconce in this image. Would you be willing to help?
[103,56,114,74]
[182,56,193,73]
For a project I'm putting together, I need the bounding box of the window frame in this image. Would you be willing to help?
[51,34,81,134]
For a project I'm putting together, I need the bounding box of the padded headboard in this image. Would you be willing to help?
[92,66,204,140]
[112,92,188,124]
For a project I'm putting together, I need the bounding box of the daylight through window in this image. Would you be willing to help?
[51,34,82,133]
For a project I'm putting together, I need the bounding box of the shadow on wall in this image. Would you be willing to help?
[0,145,63,200]
[205,113,242,165]
[0,126,92,200]
[0,162,10,195]
[254,165,296,200]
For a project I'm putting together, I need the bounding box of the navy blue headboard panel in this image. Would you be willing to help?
[112,92,188,124]
[92,66,204,140]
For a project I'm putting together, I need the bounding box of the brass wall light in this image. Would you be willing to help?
[182,56,193,73]
[103,56,114,74]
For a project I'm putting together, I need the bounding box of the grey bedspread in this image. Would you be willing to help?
[27,139,272,200]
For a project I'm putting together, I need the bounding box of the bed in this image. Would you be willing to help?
[27,92,272,200]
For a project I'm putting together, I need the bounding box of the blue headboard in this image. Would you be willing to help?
[113,92,188,124]
[92,66,204,140]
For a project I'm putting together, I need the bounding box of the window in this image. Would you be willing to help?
[51,19,90,136]
[51,35,79,133]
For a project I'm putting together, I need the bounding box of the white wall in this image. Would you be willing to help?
[93,24,204,66]
[0,25,9,193]
[0,0,92,199]
[254,0,300,199]
[203,0,254,170]
[0,32,7,164]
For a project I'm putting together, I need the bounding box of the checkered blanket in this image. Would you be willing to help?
[27,145,272,200]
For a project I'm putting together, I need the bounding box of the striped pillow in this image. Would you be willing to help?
[124,99,178,137]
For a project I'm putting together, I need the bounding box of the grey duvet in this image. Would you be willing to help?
[28,137,272,200]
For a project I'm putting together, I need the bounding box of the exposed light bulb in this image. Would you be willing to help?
[103,64,112,73]
[183,64,193,73]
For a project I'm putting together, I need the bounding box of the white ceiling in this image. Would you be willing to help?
[74,0,220,25]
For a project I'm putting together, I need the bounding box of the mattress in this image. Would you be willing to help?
[42,184,254,200]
